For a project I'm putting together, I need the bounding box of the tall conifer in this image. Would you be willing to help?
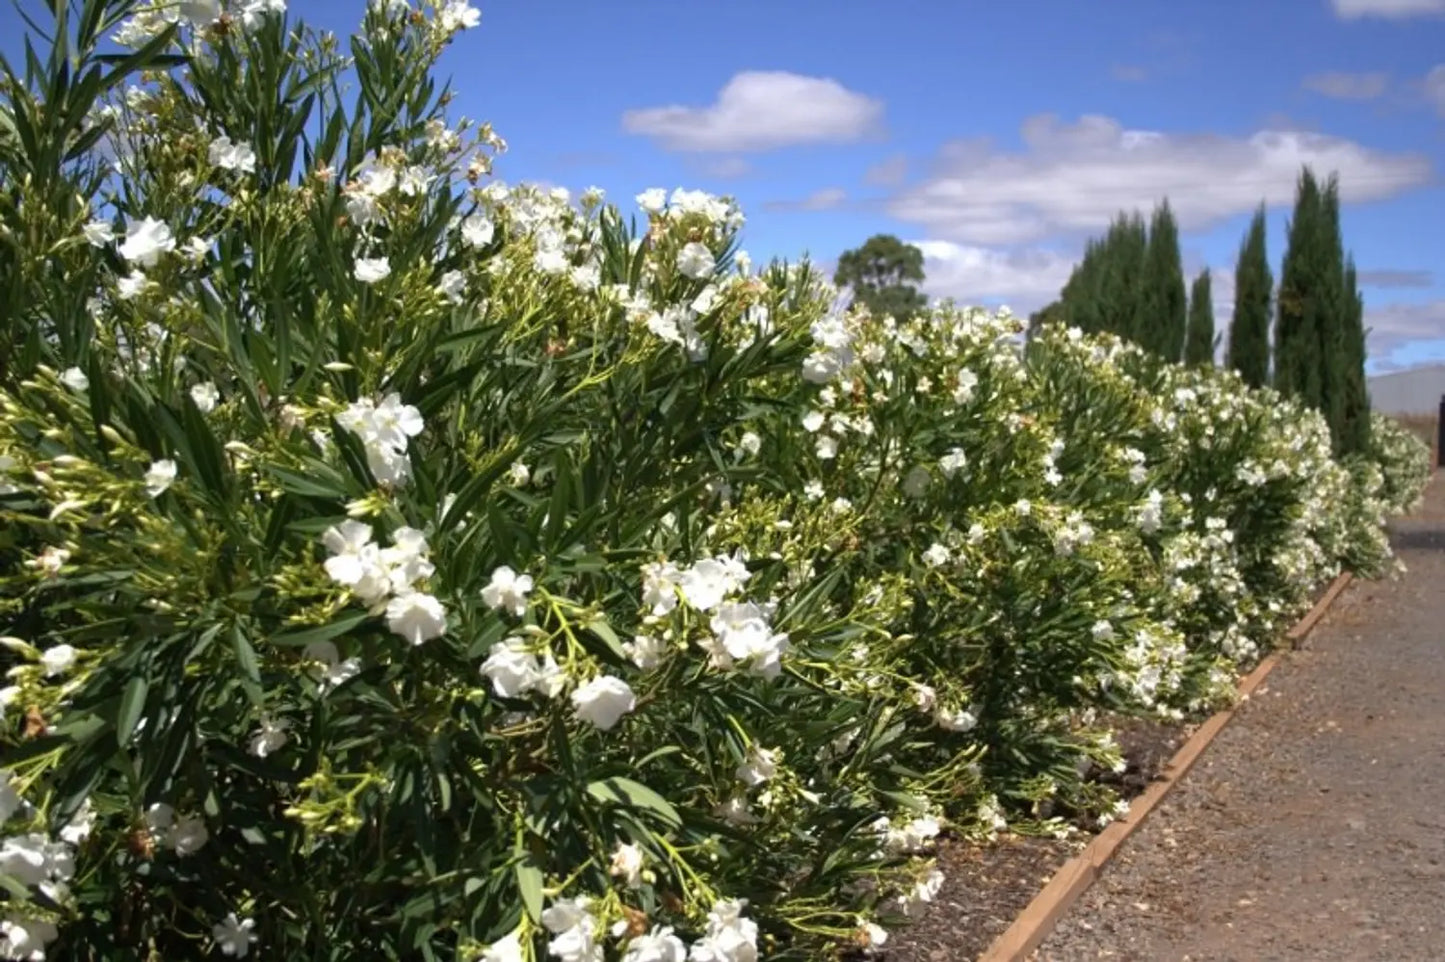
[1227,206,1272,387]
[1144,201,1187,360]
[1185,269,1214,366]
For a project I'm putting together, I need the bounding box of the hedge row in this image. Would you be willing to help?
[0,3,1429,960]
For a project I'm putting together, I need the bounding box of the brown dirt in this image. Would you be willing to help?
[1032,478,1445,961]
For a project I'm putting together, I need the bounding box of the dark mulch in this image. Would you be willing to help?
[880,714,1188,961]
[878,834,1073,962]
[1098,713,1192,795]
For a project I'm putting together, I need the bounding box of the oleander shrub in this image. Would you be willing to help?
[1368,412,1432,517]
[0,3,1429,961]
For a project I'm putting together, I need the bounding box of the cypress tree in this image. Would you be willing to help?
[1317,176,1350,452]
[1226,206,1272,388]
[1060,237,1105,335]
[1027,300,1068,340]
[1336,256,1372,455]
[1056,205,1186,361]
[1059,213,1148,343]
[1275,168,1325,408]
[1116,213,1151,345]
[1184,269,1214,366]
[1144,201,1187,361]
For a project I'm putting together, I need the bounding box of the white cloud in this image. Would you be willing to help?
[1303,71,1389,100]
[1425,65,1445,115]
[693,156,752,179]
[865,154,909,186]
[887,113,1432,244]
[766,188,848,211]
[909,241,1078,311]
[1332,0,1445,18]
[622,71,883,152]
[1364,299,1445,365]
[1359,269,1434,287]
[1111,64,1149,83]
[910,242,1444,375]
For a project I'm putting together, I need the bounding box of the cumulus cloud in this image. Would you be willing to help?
[693,156,752,179]
[1364,299,1445,367]
[622,71,884,152]
[1359,269,1434,287]
[910,242,1443,376]
[1303,71,1390,100]
[865,154,909,186]
[1199,264,1237,332]
[765,187,848,211]
[887,113,1433,244]
[1426,65,1445,115]
[909,241,1078,311]
[1331,0,1445,17]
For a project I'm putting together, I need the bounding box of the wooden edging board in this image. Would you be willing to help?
[976,568,1356,962]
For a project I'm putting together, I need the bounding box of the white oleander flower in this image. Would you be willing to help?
[439,0,480,31]
[480,638,542,698]
[676,242,715,280]
[571,676,636,731]
[481,566,533,617]
[460,213,495,248]
[117,270,150,300]
[40,644,77,677]
[144,459,177,497]
[83,220,115,246]
[249,717,289,758]
[354,256,392,284]
[386,592,447,645]
[609,841,644,887]
[482,930,525,962]
[190,382,220,412]
[60,367,89,391]
[118,216,175,266]
[921,543,951,568]
[212,913,258,957]
[624,927,687,962]
[735,746,778,787]
[636,188,667,214]
[208,135,257,173]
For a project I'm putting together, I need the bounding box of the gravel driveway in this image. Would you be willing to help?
[1034,481,1445,961]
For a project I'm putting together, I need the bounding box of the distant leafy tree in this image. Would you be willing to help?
[1185,269,1214,366]
[1226,206,1272,388]
[832,234,928,321]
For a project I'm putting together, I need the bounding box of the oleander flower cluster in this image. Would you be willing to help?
[0,3,1429,961]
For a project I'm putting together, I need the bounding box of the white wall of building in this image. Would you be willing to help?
[1367,365,1445,416]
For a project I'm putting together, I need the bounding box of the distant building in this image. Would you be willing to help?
[1367,364,1445,415]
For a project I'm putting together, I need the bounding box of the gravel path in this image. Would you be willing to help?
[1035,480,1445,962]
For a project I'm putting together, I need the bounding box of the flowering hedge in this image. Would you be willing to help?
[0,3,1431,960]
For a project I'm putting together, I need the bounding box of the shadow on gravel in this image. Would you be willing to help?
[1389,525,1445,552]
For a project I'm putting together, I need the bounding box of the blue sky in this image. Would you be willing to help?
[6,0,1444,371]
